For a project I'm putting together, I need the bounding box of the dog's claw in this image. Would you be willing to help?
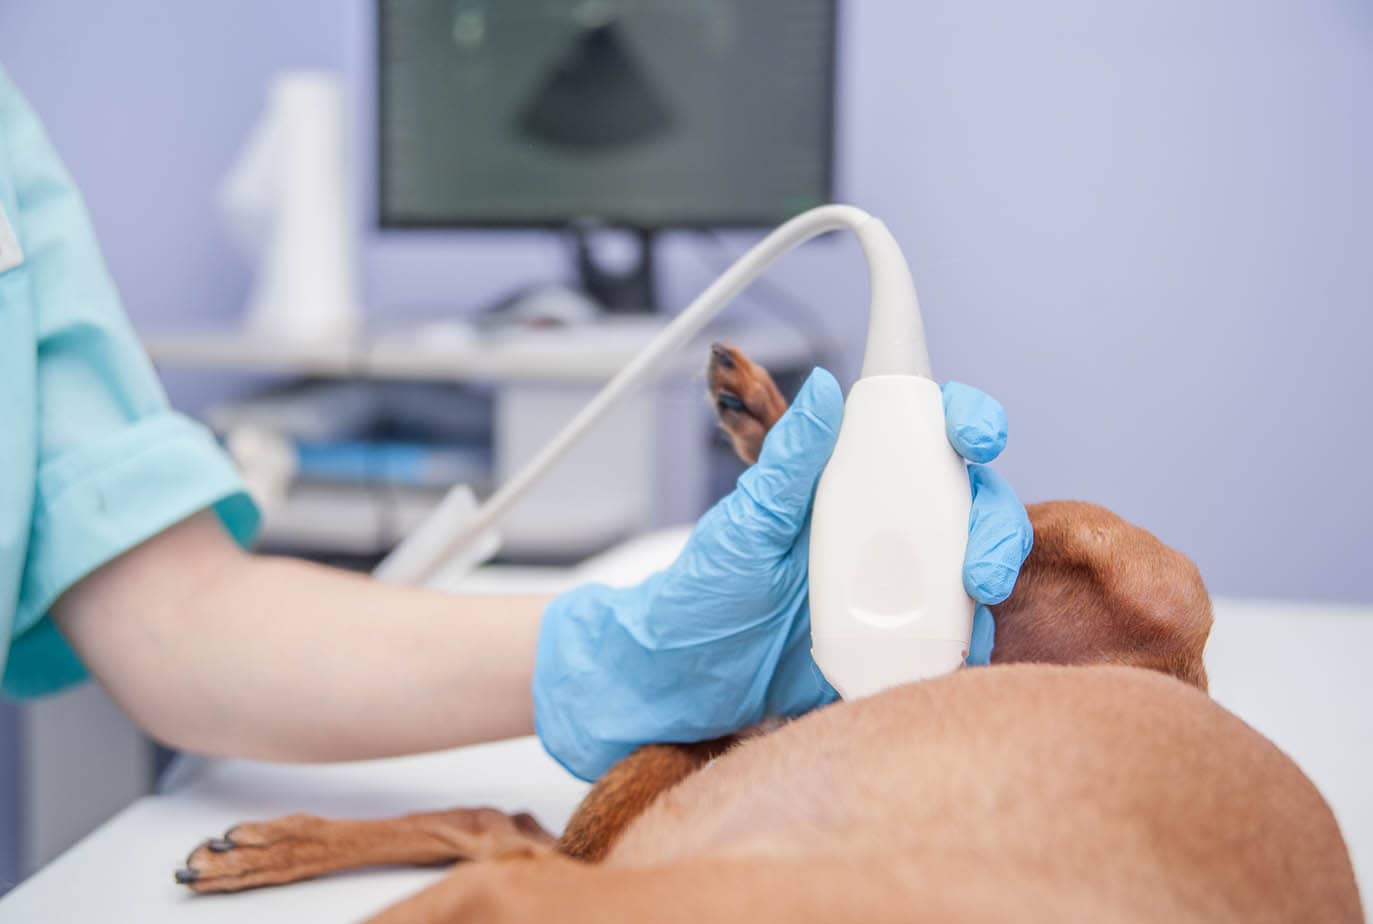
[710,343,735,368]
[207,837,236,852]
[174,867,199,884]
[716,393,745,412]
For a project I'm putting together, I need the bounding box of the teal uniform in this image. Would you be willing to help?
[0,65,258,697]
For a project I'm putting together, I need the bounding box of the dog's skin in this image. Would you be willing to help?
[175,345,1362,922]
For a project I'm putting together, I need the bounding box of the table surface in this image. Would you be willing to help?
[0,738,587,923]
[3,531,1370,920]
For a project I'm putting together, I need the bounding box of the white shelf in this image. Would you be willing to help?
[142,316,825,560]
[142,316,823,384]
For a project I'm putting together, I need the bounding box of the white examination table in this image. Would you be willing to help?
[2,529,1369,920]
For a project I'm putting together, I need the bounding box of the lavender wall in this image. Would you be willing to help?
[2,0,1370,603]
[830,2,1373,606]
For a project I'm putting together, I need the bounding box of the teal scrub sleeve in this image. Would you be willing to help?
[0,65,260,698]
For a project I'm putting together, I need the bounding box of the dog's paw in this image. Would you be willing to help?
[707,343,788,464]
[175,814,333,894]
[175,807,557,895]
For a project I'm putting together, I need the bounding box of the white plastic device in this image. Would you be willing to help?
[808,379,974,699]
[806,215,976,699]
[376,204,975,699]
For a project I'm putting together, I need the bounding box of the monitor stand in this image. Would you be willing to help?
[573,225,658,314]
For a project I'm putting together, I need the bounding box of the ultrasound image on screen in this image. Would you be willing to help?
[379,0,835,227]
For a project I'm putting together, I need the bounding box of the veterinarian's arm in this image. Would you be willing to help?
[52,510,547,761]
[1,69,534,752]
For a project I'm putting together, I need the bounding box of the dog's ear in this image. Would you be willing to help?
[990,501,1213,690]
[703,346,1214,690]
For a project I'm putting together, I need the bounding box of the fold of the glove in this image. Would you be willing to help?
[967,604,996,666]
[942,381,1008,464]
[964,464,1033,605]
[534,569,827,782]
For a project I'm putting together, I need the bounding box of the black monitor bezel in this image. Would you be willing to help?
[375,0,838,231]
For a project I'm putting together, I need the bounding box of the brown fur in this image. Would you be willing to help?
[175,344,1362,922]
[558,737,735,862]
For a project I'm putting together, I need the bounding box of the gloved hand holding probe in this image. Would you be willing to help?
[533,369,1033,781]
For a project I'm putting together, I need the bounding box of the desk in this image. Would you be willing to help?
[4,529,1371,919]
[0,738,586,923]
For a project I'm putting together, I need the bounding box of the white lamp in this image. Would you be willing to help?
[220,71,362,344]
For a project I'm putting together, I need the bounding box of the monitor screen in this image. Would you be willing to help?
[378,0,836,228]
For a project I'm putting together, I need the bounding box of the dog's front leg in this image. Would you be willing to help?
[177,807,555,893]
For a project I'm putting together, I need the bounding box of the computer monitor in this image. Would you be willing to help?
[377,0,836,309]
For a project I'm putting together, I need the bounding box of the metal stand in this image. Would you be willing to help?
[573,225,658,313]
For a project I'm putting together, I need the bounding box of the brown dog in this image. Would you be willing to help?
[175,345,1362,922]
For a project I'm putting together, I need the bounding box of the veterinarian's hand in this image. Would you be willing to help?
[941,382,1035,666]
[534,370,1031,781]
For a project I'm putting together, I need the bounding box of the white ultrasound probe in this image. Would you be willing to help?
[377,205,975,699]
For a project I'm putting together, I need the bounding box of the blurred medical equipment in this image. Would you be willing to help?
[478,284,601,329]
[220,72,361,342]
[377,0,836,312]
[147,2,838,562]
[380,204,981,701]
[147,319,816,558]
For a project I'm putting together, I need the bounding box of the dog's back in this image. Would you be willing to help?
[605,664,1359,922]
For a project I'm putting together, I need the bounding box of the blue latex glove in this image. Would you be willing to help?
[533,369,1032,781]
